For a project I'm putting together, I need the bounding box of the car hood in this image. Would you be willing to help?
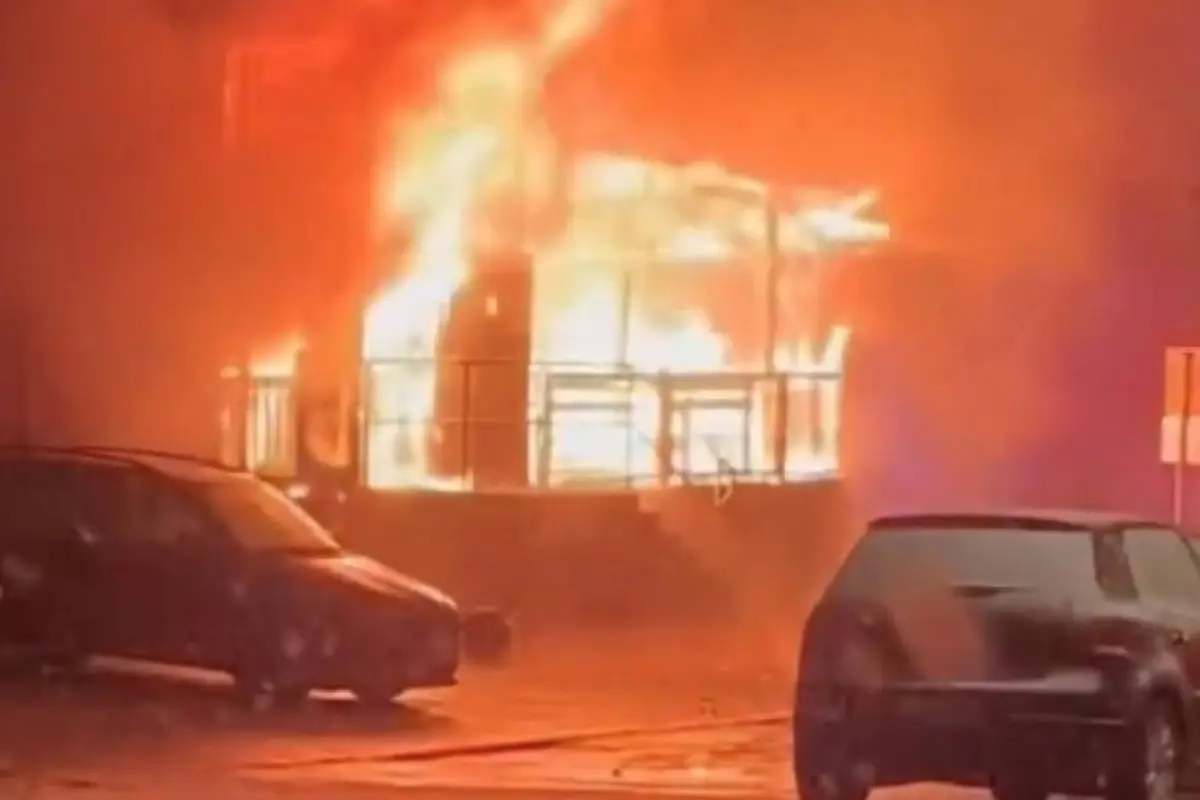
[287,552,459,614]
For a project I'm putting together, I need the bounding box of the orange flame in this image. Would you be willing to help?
[246,0,889,489]
[362,0,613,488]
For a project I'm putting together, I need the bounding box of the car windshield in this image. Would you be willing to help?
[198,475,340,555]
[831,525,1097,598]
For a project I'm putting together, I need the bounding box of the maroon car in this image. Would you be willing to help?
[0,446,462,706]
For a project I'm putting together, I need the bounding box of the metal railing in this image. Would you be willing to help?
[360,358,841,488]
[221,357,843,490]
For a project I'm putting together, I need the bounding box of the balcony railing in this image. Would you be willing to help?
[221,357,843,490]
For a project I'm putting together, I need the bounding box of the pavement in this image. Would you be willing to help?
[248,726,985,800]
[0,621,997,800]
[0,625,806,798]
[251,720,796,797]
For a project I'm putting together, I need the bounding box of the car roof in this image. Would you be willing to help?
[0,446,243,483]
[870,507,1167,532]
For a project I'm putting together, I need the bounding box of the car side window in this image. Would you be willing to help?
[1123,526,1200,606]
[142,482,211,547]
[0,461,72,542]
[73,465,210,547]
[71,464,141,543]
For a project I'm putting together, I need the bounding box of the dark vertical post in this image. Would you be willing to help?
[454,256,533,487]
[740,383,752,476]
[346,336,363,488]
[624,374,636,486]
[460,359,472,481]
[773,373,789,481]
[357,362,372,487]
[619,266,635,486]
[221,361,250,469]
[1175,349,1195,524]
[763,190,787,478]
[618,267,633,366]
[763,190,781,373]
[656,371,675,485]
[537,372,554,487]
[292,347,309,480]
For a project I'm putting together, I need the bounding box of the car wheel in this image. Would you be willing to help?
[233,670,310,710]
[40,646,88,676]
[1107,700,1181,800]
[36,607,89,676]
[233,616,315,709]
[268,683,310,709]
[352,678,405,708]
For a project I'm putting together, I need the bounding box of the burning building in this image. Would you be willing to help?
[216,0,889,495]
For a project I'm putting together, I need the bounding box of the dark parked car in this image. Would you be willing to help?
[795,510,1200,800]
[0,446,461,705]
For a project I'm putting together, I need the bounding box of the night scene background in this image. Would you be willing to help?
[1,0,1197,519]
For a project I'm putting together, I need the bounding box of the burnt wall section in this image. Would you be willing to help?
[336,482,849,632]
[433,252,534,487]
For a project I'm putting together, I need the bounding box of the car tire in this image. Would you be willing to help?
[231,640,310,709]
[352,678,405,708]
[1106,699,1181,800]
[36,602,89,676]
[233,669,310,710]
[40,646,88,676]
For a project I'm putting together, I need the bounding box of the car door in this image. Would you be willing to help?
[1122,525,1200,715]
[0,460,98,650]
[69,462,176,658]
[136,475,241,670]
[74,464,238,665]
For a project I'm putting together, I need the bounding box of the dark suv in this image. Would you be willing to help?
[0,446,461,706]
[795,510,1200,800]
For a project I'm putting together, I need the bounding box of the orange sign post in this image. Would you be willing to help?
[1162,347,1200,522]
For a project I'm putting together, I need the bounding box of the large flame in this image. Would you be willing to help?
[359,0,610,488]
[244,0,889,488]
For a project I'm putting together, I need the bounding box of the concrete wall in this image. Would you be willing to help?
[334,482,849,633]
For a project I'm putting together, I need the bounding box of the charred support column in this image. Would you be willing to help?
[293,348,311,479]
[656,371,675,485]
[763,191,788,480]
[437,251,534,488]
[536,374,554,488]
[763,191,781,372]
[773,374,789,480]
[219,364,250,468]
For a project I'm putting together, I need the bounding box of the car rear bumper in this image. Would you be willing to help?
[795,681,1128,793]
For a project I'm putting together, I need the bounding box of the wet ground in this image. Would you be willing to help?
[0,627,1002,800]
[252,722,794,797]
[0,627,804,798]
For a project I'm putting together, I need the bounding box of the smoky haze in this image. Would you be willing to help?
[823,1,1200,517]
[1,0,1198,515]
